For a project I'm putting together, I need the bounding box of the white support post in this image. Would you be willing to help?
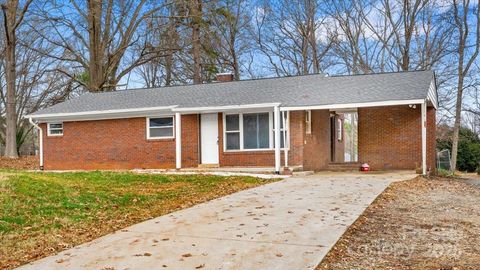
[282,111,289,168]
[421,101,427,175]
[175,112,182,170]
[274,106,281,174]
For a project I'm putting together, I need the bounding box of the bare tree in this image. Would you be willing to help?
[33,0,169,92]
[324,0,452,74]
[252,0,335,76]
[0,17,77,154]
[210,0,252,80]
[450,0,480,172]
[1,0,33,158]
[135,5,185,87]
[324,0,378,73]
[191,0,203,83]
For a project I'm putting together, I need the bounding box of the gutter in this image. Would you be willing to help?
[28,117,44,170]
[26,103,283,122]
[280,99,426,111]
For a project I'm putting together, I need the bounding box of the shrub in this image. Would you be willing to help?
[437,126,480,172]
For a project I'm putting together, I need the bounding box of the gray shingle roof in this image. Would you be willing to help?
[31,70,434,116]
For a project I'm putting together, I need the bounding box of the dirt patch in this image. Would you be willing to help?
[0,156,38,170]
[317,176,480,270]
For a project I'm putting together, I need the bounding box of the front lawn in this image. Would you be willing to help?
[0,170,275,269]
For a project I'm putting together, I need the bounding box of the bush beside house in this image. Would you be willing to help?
[437,125,480,172]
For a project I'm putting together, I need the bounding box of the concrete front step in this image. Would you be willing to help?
[327,163,361,171]
[292,171,315,177]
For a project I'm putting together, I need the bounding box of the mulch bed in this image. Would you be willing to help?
[317,176,480,270]
[0,156,38,170]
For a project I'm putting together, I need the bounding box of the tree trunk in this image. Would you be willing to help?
[191,0,202,84]
[451,75,464,172]
[2,0,19,158]
[307,1,319,73]
[302,38,308,75]
[230,32,239,80]
[165,52,173,86]
[450,0,480,172]
[5,36,18,158]
[87,0,105,91]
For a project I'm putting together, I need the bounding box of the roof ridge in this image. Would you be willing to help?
[89,70,432,94]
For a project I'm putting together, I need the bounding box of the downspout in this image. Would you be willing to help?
[28,117,44,170]
[421,100,427,175]
[282,111,289,168]
[274,105,281,174]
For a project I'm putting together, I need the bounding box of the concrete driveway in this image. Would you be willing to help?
[18,171,415,270]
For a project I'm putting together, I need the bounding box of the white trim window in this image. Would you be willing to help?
[224,112,288,151]
[305,110,312,134]
[147,116,175,139]
[47,123,63,136]
[225,114,241,150]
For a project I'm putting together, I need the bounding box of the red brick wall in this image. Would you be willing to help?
[358,105,436,170]
[288,111,305,167]
[303,110,330,170]
[42,115,199,170]
[40,106,436,171]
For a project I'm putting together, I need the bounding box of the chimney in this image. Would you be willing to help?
[216,72,234,82]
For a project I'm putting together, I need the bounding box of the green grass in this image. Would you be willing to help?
[0,170,274,269]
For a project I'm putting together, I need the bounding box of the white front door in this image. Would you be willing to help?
[201,113,219,164]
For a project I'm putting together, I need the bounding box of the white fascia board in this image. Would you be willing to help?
[280,99,426,111]
[172,103,282,113]
[25,106,178,123]
[427,79,438,109]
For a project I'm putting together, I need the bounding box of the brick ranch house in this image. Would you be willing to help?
[26,71,438,174]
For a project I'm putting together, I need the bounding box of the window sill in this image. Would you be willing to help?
[146,137,175,142]
[223,148,289,154]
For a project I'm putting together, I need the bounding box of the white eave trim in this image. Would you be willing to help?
[172,103,282,113]
[427,79,438,109]
[280,99,426,111]
[25,106,178,122]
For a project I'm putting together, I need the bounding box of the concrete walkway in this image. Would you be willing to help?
[18,171,416,270]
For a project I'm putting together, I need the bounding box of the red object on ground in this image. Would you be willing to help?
[360,163,370,172]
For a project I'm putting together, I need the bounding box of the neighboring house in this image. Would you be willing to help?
[26,71,437,174]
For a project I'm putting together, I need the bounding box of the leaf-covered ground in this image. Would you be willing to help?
[317,176,480,270]
[0,170,275,269]
[0,156,38,170]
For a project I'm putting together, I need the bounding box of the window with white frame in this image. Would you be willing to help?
[243,113,270,149]
[225,114,241,150]
[47,123,63,136]
[147,117,174,139]
[305,110,312,134]
[224,112,289,151]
